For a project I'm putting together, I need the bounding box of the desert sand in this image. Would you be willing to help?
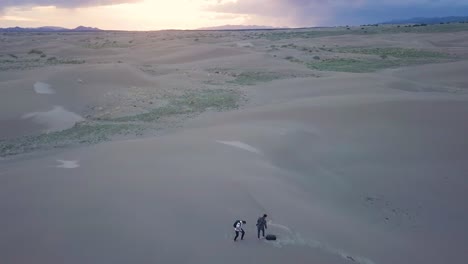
[1,24,468,264]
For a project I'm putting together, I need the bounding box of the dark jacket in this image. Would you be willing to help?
[256,216,267,229]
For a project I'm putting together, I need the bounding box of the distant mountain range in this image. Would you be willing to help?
[0,26,101,32]
[4,17,468,32]
[381,16,468,25]
[197,25,281,30]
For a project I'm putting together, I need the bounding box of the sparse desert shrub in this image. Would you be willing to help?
[8,54,18,59]
[0,59,15,63]
[313,56,321,60]
[65,59,86,64]
[47,58,85,65]
[284,56,303,63]
[40,54,46,58]
[28,49,44,55]
[380,54,388,59]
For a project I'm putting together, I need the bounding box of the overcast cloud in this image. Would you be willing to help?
[0,0,140,10]
[1,0,468,29]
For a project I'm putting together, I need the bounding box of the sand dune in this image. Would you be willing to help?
[1,26,468,264]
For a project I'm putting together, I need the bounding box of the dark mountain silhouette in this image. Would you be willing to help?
[72,26,101,31]
[381,16,468,25]
[0,26,102,32]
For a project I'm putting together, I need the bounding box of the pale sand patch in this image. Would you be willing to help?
[22,106,84,132]
[56,160,80,169]
[216,140,261,154]
[236,42,254,48]
[33,82,55,94]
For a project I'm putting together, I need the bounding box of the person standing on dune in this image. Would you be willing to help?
[233,220,246,241]
[256,214,268,239]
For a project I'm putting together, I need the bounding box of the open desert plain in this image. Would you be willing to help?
[1,24,468,264]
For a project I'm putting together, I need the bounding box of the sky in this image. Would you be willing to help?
[0,0,467,30]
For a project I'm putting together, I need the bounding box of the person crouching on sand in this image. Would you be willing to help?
[233,220,246,241]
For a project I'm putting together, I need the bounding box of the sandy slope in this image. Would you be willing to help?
[1,28,468,264]
[2,93,467,264]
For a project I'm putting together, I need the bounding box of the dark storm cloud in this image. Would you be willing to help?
[208,0,468,26]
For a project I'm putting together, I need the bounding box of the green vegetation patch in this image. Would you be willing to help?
[307,58,404,73]
[337,47,450,59]
[176,89,239,111]
[0,56,86,71]
[0,123,137,157]
[112,89,240,122]
[306,47,453,73]
[228,72,282,85]
[46,57,86,65]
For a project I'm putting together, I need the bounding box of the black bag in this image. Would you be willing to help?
[265,234,277,241]
[233,220,239,228]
